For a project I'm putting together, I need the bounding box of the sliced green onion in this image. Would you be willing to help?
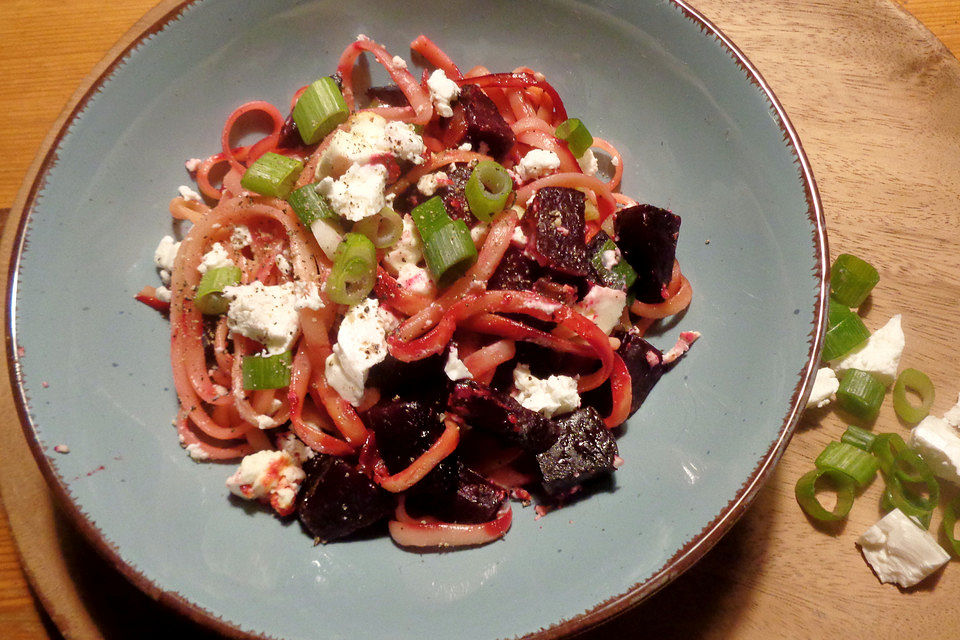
[830,253,879,307]
[794,467,856,522]
[822,310,870,361]
[288,183,336,227]
[588,232,637,291]
[840,425,877,452]
[872,433,939,520]
[836,369,885,421]
[881,489,933,529]
[892,368,935,424]
[814,441,879,488]
[194,266,241,315]
[310,218,345,261]
[942,495,960,556]
[241,351,292,390]
[326,233,377,306]
[353,206,404,248]
[422,219,477,286]
[240,152,303,199]
[292,77,349,145]
[555,118,593,158]
[410,196,450,242]
[464,160,513,222]
[827,298,852,325]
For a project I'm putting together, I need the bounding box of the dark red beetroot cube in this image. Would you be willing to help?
[447,380,559,453]
[408,465,507,524]
[366,353,446,399]
[580,328,665,419]
[536,407,619,494]
[456,85,516,160]
[521,187,590,278]
[614,204,681,303]
[488,245,540,291]
[297,455,395,543]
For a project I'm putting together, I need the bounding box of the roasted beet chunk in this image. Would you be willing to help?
[297,455,394,542]
[615,204,681,303]
[447,380,559,453]
[581,329,664,418]
[488,245,539,291]
[408,465,507,524]
[536,407,618,494]
[457,84,516,159]
[391,163,474,223]
[367,353,446,399]
[522,187,590,277]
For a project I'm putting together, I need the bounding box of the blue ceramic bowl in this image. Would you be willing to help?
[8,0,826,638]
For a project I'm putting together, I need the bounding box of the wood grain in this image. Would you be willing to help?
[2,1,959,638]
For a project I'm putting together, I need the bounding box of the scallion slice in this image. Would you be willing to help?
[310,218,345,261]
[292,77,349,145]
[240,152,303,199]
[881,489,933,529]
[830,253,879,307]
[814,441,879,488]
[353,206,404,248]
[410,196,450,243]
[872,433,939,515]
[194,266,242,315]
[555,118,593,158]
[892,368,935,424]
[326,233,377,306]
[822,310,870,361]
[288,183,336,227]
[422,219,477,286]
[464,160,513,222]
[840,425,877,452]
[942,495,960,556]
[794,467,856,522]
[241,351,292,390]
[836,368,885,421]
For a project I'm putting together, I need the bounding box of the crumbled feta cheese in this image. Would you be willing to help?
[153,235,180,285]
[383,215,424,273]
[391,55,407,70]
[177,184,203,202]
[319,113,426,177]
[575,286,627,335]
[857,509,950,588]
[276,251,292,275]
[222,282,319,354]
[317,163,388,222]
[197,242,234,275]
[611,155,620,167]
[231,225,253,249]
[225,450,306,515]
[600,248,619,270]
[184,157,202,172]
[155,286,171,303]
[53,444,70,454]
[943,392,960,428]
[186,443,210,461]
[427,69,461,118]
[515,149,561,183]
[417,171,448,197]
[577,148,598,176]
[458,142,473,151]
[831,314,905,386]
[470,222,489,245]
[908,416,960,484]
[806,367,839,409]
[444,345,472,381]
[512,364,580,418]
[277,431,315,463]
[396,263,436,296]
[324,298,392,406]
[511,226,527,246]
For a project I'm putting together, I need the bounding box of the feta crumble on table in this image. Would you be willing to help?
[177,184,203,203]
[908,415,960,484]
[317,162,388,222]
[515,149,561,183]
[221,281,322,355]
[574,285,627,335]
[806,367,839,409]
[324,298,393,406]
[512,364,580,418]
[856,509,950,588]
[943,392,960,428]
[444,345,472,381]
[197,242,234,275]
[426,68,461,118]
[830,314,904,386]
[225,450,306,516]
[153,235,180,285]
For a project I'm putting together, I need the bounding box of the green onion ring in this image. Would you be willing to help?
[942,495,960,556]
[353,206,404,248]
[794,468,856,522]
[325,233,377,306]
[194,266,242,315]
[464,160,513,222]
[892,368,935,424]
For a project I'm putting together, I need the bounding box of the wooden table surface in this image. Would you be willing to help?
[2,1,960,638]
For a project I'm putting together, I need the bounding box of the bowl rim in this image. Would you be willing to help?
[2,1,828,638]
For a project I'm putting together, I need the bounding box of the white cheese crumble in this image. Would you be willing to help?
[186,443,210,461]
[577,148,598,176]
[515,149,561,183]
[177,184,203,202]
[427,68,461,118]
[831,314,905,386]
[391,54,407,70]
[444,345,473,381]
[383,214,424,273]
[231,225,253,249]
[909,415,960,484]
[943,392,960,428]
[511,226,527,246]
[806,367,839,409]
[184,158,202,172]
[155,286,171,303]
[470,222,489,246]
[600,248,620,270]
[396,263,436,296]
[575,285,627,335]
[276,251,292,275]
[458,142,473,151]
[225,450,306,515]
[512,364,580,418]
[417,171,448,197]
[319,113,426,177]
[197,242,234,275]
[857,509,950,588]
[277,431,315,463]
[153,235,180,285]
[317,163,388,222]
[324,298,392,406]
[221,281,322,355]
